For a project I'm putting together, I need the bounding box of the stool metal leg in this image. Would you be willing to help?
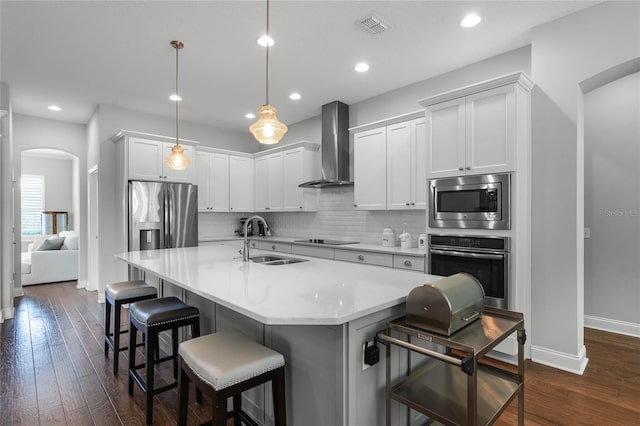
[104,299,111,357]
[112,301,122,374]
[273,366,287,426]
[128,319,137,396]
[178,357,190,426]
[145,329,157,425]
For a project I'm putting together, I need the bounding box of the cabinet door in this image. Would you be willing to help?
[194,151,211,211]
[254,156,270,211]
[209,153,229,212]
[283,148,304,211]
[268,152,284,211]
[424,98,466,178]
[162,142,194,183]
[465,85,516,175]
[129,138,163,181]
[386,122,413,209]
[354,127,387,210]
[229,156,254,212]
[411,118,427,209]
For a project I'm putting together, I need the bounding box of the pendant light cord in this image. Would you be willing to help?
[265,0,270,106]
[175,42,180,145]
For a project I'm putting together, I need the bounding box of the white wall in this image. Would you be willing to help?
[584,72,640,329]
[0,81,13,321]
[530,1,639,371]
[21,154,74,226]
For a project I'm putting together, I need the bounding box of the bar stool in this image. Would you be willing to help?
[104,280,157,374]
[128,296,200,425]
[177,330,286,426]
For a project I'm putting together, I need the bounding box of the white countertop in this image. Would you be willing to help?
[116,241,440,326]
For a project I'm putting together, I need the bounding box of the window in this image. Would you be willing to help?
[21,175,45,237]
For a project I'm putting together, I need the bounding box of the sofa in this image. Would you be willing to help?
[21,230,79,286]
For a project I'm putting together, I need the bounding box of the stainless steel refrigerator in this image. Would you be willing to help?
[128,181,198,252]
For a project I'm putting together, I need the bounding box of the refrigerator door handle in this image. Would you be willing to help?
[165,187,171,248]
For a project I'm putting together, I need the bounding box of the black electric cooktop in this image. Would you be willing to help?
[293,239,359,245]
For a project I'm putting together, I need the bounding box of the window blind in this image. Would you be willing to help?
[21,175,45,236]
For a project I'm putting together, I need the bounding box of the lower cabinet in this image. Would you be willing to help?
[334,249,394,268]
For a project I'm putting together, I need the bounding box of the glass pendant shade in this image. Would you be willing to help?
[249,104,288,145]
[165,144,191,170]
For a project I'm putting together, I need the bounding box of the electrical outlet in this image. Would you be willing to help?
[584,227,591,239]
[362,341,373,370]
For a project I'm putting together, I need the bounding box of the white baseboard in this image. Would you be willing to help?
[76,279,87,289]
[98,291,105,304]
[584,315,640,338]
[14,286,24,297]
[1,306,15,322]
[531,344,589,375]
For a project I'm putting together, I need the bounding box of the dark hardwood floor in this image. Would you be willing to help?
[1,281,639,425]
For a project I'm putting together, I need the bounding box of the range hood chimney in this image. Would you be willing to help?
[299,101,353,188]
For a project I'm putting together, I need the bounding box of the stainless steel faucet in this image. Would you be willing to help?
[242,215,271,261]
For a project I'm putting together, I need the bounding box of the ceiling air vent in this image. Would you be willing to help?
[357,12,390,35]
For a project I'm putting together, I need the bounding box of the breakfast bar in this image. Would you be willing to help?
[116,240,440,426]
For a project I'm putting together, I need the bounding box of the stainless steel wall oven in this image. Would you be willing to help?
[428,234,510,309]
[429,173,510,230]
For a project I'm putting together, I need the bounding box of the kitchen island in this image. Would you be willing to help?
[116,240,441,426]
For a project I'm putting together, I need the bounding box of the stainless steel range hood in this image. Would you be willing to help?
[299,101,353,188]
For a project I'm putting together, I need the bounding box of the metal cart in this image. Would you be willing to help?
[376,306,525,426]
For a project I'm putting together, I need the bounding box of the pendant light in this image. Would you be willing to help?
[249,0,288,144]
[165,40,191,170]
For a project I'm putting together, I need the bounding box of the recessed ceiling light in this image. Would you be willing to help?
[354,62,370,73]
[48,105,61,111]
[289,93,301,100]
[245,113,256,119]
[257,35,274,47]
[460,14,481,28]
[169,94,182,102]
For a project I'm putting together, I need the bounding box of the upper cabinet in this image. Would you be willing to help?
[352,114,426,210]
[386,118,426,210]
[195,151,229,212]
[128,137,194,183]
[354,127,387,210]
[254,142,320,212]
[419,72,533,179]
[229,155,254,213]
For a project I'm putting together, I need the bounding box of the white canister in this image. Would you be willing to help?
[382,228,396,247]
[399,231,412,249]
[418,233,427,251]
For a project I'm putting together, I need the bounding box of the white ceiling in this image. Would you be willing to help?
[1,1,599,133]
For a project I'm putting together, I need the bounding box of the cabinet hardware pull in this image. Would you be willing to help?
[353,204,357,207]
[458,167,464,171]
[405,202,410,206]
[411,203,415,206]
[466,166,471,170]
[272,245,276,250]
[357,255,365,261]
[404,260,412,267]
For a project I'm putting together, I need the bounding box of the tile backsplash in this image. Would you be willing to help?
[199,186,427,247]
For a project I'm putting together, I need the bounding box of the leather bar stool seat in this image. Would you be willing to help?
[104,280,157,374]
[177,330,286,426]
[128,296,200,425]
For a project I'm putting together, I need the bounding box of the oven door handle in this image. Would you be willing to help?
[429,249,504,261]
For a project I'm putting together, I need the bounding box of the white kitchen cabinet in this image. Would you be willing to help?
[334,249,393,268]
[229,155,254,212]
[386,118,426,210]
[195,151,229,212]
[128,137,194,183]
[254,152,284,212]
[420,73,533,178]
[354,127,387,210]
[283,147,318,211]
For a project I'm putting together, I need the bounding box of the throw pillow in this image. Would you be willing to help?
[35,236,66,251]
[59,231,79,250]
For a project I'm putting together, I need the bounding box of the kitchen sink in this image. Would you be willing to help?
[250,255,308,265]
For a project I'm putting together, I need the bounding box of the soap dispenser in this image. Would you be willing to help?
[382,228,396,247]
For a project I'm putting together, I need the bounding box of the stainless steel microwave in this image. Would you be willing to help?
[429,173,511,230]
